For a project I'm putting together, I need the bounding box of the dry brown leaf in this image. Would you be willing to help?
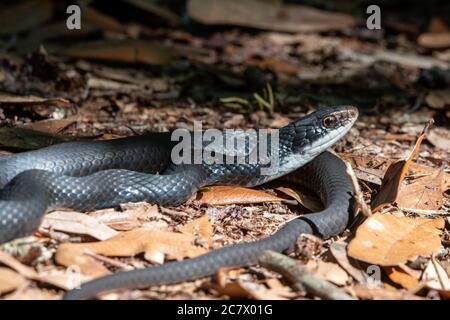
[396,168,446,210]
[383,266,420,289]
[371,122,430,212]
[179,215,213,247]
[0,267,28,294]
[55,247,111,278]
[197,186,284,205]
[348,213,444,266]
[422,256,450,297]
[188,0,357,33]
[55,228,207,275]
[306,260,349,286]
[59,40,173,65]
[41,211,119,240]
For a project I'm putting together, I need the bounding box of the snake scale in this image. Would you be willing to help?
[0,105,358,299]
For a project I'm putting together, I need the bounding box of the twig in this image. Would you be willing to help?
[258,250,354,300]
[83,249,133,271]
[400,207,449,216]
[345,161,372,217]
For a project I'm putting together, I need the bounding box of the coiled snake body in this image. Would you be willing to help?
[0,105,358,299]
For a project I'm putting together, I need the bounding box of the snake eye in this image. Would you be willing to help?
[322,115,338,128]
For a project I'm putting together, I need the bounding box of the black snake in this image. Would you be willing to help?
[0,105,358,299]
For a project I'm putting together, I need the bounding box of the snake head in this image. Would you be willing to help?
[286,105,359,156]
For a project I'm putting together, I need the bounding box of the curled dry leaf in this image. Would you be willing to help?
[55,227,208,276]
[371,121,433,212]
[197,186,285,205]
[42,211,119,241]
[348,213,444,266]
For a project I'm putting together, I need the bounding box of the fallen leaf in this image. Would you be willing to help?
[179,215,213,247]
[348,213,444,266]
[55,227,207,275]
[187,0,357,33]
[383,266,420,289]
[42,211,119,240]
[396,168,446,210]
[0,267,28,294]
[197,186,285,205]
[371,122,431,211]
[55,247,110,278]
[422,256,450,296]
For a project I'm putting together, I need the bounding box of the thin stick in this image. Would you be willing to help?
[258,250,354,300]
[345,161,372,217]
